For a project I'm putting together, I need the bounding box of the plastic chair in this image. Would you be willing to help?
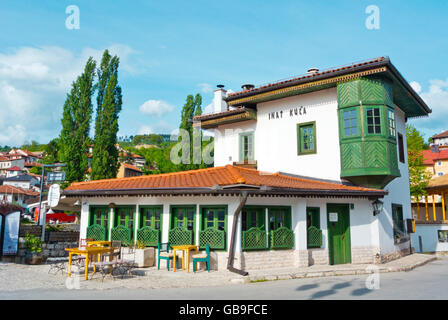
[193,244,210,272]
[157,242,181,271]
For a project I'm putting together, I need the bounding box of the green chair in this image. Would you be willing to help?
[157,242,181,271]
[193,243,210,272]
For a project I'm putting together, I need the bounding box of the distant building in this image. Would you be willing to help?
[0,156,25,176]
[6,166,23,178]
[3,174,40,191]
[431,130,448,148]
[116,162,143,178]
[0,185,38,206]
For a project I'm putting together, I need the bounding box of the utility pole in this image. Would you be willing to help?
[38,164,66,242]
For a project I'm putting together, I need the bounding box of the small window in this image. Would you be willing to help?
[366,107,381,134]
[297,122,316,155]
[343,109,358,137]
[392,204,406,243]
[388,109,396,137]
[438,172,444,177]
[239,132,254,162]
[438,161,442,166]
[398,133,405,163]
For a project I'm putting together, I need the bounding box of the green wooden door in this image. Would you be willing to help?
[241,207,265,231]
[327,204,351,265]
[89,206,109,239]
[114,206,135,239]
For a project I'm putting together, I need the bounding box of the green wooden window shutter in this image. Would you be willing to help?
[239,132,254,162]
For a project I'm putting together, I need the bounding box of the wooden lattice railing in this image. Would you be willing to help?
[307,226,322,248]
[199,227,226,250]
[111,225,132,246]
[242,227,267,251]
[270,227,294,249]
[136,226,160,247]
[86,224,106,241]
[168,226,193,246]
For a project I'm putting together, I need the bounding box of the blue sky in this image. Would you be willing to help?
[0,0,447,146]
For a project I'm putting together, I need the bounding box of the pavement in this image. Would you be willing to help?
[0,253,436,295]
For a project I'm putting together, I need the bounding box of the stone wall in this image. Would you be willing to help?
[308,248,329,265]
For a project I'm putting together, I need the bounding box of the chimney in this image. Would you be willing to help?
[307,68,319,74]
[241,84,255,91]
[213,84,227,113]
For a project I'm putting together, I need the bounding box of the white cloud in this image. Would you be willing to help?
[203,103,213,114]
[0,44,139,146]
[137,125,154,135]
[139,99,175,117]
[410,81,422,93]
[411,78,448,138]
[198,83,213,93]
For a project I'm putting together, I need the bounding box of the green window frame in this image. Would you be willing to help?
[200,205,227,232]
[388,109,396,137]
[241,206,265,231]
[239,132,254,162]
[170,205,196,231]
[342,109,358,137]
[113,206,136,239]
[366,107,382,134]
[306,207,320,229]
[268,206,292,232]
[297,121,316,155]
[139,205,163,230]
[392,204,405,242]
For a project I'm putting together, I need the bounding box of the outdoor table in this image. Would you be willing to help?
[65,246,115,280]
[87,240,112,247]
[172,245,198,273]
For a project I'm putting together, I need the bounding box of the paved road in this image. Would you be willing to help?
[2,258,447,300]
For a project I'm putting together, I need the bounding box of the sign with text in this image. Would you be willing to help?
[2,211,20,255]
[48,184,61,208]
[329,212,338,222]
[47,171,65,183]
[268,106,307,120]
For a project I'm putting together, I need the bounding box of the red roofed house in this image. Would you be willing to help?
[64,57,431,271]
[6,166,23,178]
[0,185,39,207]
[116,162,144,178]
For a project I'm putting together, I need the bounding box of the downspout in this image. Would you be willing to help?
[227,191,249,276]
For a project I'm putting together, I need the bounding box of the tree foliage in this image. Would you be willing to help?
[90,50,122,180]
[406,124,432,199]
[59,57,96,183]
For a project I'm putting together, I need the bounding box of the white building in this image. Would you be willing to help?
[64,57,431,271]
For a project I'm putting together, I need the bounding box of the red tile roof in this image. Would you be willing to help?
[6,166,22,171]
[422,149,448,165]
[65,165,385,196]
[122,162,142,172]
[24,162,42,167]
[0,185,38,196]
[432,130,448,139]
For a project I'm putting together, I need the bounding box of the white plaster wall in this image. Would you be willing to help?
[412,224,448,252]
[213,88,341,181]
[377,107,412,255]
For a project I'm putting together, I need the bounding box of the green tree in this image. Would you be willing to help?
[59,57,96,183]
[44,138,60,164]
[91,50,122,180]
[406,124,432,200]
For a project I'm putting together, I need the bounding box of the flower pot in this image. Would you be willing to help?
[134,248,155,267]
[25,251,43,265]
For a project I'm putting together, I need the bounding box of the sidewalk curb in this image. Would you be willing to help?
[241,256,437,283]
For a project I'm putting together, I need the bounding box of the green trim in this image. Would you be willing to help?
[392,203,405,242]
[327,203,351,265]
[169,205,197,244]
[88,205,110,240]
[297,121,317,155]
[239,131,255,162]
[113,205,136,240]
[199,205,228,251]
[139,205,163,245]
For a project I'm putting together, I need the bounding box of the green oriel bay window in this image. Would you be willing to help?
[169,205,196,246]
[306,207,323,248]
[337,76,400,189]
[112,206,135,246]
[87,206,109,241]
[239,132,254,162]
[137,205,163,247]
[199,205,227,250]
[392,204,406,243]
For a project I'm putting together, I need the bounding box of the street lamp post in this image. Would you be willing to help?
[38,163,66,242]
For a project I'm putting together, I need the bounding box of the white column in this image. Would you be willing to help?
[196,204,200,245]
[79,199,89,240]
[162,203,170,243]
[135,203,140,241]
[293,199,308,267]
[108,206,114,241]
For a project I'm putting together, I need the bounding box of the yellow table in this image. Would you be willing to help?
[87,240,112,247]
[65,247,115,280]
[172,245,198,273]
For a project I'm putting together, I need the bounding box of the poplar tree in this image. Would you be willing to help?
[91,50,123,180]
[59,57,96,183]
